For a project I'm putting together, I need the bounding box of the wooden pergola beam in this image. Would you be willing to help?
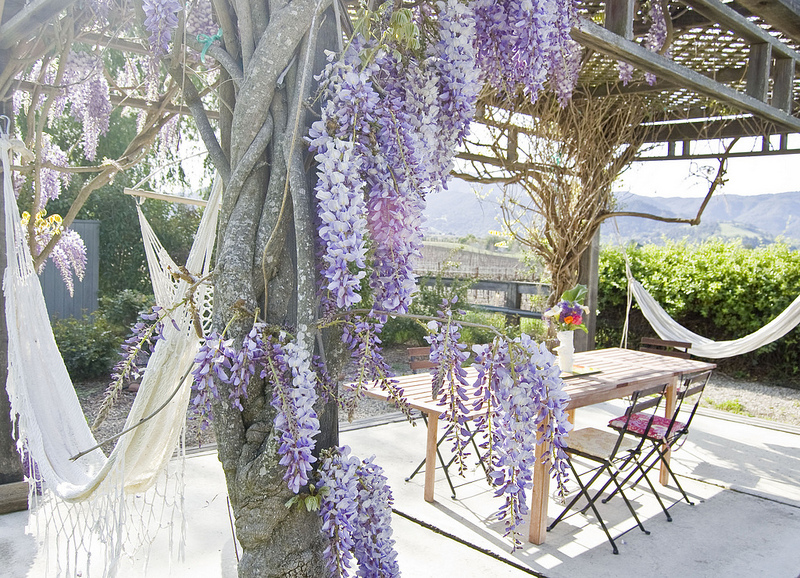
[682,0,800,61]
[734,0,800,44]
[572,17,800,133]
[0,0,76,49]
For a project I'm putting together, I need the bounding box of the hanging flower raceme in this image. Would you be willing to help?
[341,315,410,420]
[319,446,400,578]
[472,0,579,104]
[228,325,263,411]
[644,0,668,85]
[472,334,571,550]
[265,331,321,494]
[143,0,182,56]
[190,332,236,430]
[20,209,86,295]
[308,47,380,310]
[425,297,473,475]
[61,51,111,161]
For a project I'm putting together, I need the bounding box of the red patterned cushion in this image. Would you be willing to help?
[608,413,685,441]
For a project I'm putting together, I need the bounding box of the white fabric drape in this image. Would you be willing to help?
[627,264,800,359]
[3,132,220,499]
[2,133,222,575]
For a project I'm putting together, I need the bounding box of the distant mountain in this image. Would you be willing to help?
[423,182,800,247]
[606,191,800,246]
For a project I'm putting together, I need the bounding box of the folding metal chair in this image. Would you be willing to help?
[606,369,712,520]
[547,383,667,554]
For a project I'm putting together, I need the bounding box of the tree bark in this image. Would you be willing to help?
[207,2,338,575]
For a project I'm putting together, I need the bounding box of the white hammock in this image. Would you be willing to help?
[2,132,221,573]
[626,264,800,359]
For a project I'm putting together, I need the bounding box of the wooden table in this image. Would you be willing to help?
[350,347,716,545]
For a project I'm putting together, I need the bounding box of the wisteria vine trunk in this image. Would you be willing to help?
[203,1,336,575]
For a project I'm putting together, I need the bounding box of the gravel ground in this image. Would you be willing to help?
[77,346,800,455]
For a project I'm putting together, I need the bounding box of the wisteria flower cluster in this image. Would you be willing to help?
[190,326,322,493]
[20,209,86,295]
[617,0,670,85]
[310,1,482,316]
[425,297,473,474]
[340,315,410,421]
[60,51,111,161]
[472,0,580,105]
[109,308,165,387]
[644,0,668,85]
[318,446,400,578]
[471,335,572,548]
[143,0,182,56]
[191,331,235,430]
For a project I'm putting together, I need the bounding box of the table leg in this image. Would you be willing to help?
[424,411,437,503]
[660,376,678,485]
[529,421,550,544]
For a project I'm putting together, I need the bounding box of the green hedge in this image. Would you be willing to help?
[597,240,800,381]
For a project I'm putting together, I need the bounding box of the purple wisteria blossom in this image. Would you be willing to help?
[185,0,217,38]
[61,51,111,161]
[109,309,165,387]
[352,455,400,577]
[38,134,71,207]
[473,0,578,104]
[191,332,235,429]
[229,325,263,411]
[319,446,400,578]
[48,228,87,296]
[341,315,409,420]
[308,48,379,309]
[267,332,321,493]
[644,0,668,85]
[425,298,473,475]
[143,0,182,56]
[319,447,360,576]
[472,334,572,549]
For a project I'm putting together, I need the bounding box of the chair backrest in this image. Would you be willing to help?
[610,383,667,458]
[670,369,712,438]
[639,337,692,359]
[407,346,435,373]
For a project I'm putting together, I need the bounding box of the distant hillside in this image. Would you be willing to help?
[606,191,800,246]
[424,180,505,236]
[423,182,800,247]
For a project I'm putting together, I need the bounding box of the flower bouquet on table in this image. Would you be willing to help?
[544,284,589,373]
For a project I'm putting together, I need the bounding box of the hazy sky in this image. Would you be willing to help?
[613,137,799,198]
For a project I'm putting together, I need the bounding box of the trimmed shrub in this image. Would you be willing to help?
[52,314,120,380]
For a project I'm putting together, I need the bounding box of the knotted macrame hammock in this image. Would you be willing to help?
[624,262,800,359]
[1,132,221,575]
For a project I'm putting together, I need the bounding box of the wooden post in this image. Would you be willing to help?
[746,43,772,102]
[605,0,635,39]
[575,232,599,353]
[504,280,521,327]
[772,58,795,113]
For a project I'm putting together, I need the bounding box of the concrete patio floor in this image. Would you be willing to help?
[2,400,799,577]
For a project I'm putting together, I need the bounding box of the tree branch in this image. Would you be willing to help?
[168,62,231,182]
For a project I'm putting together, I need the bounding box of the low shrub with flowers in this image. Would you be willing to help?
[544,284,589,333]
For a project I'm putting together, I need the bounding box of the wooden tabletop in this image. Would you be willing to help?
[351,347,716,416]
